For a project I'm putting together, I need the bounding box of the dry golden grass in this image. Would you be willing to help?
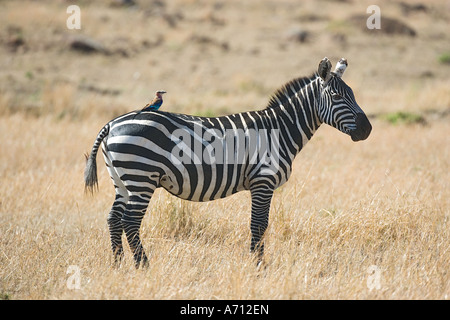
[1,114,448,299]
[0,0,449,300]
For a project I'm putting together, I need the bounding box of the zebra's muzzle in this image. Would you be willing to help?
[350,113,372,141]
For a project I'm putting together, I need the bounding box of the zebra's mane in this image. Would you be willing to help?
[265,72,318,110]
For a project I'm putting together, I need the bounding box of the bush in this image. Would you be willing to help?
[438,53,450,65]
[382,111,426,125]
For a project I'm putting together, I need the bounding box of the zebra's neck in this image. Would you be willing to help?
[258,75,322,159]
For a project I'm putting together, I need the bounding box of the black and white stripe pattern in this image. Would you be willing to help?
[85,57,371,267]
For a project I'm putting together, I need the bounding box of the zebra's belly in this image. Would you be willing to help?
[161,184,245,202]
[159,164,248,202]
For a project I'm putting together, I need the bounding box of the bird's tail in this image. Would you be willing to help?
[84,123,110,194]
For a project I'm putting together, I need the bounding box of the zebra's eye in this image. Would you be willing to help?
[332,93,343,101]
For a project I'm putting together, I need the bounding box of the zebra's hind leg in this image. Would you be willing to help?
[107,192,127,267]
[104,157,129,267]
[122,188,155,269]
[249,184,274,266]
[122,204,149,268]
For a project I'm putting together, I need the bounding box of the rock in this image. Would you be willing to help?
[398,2,427,16]
[349,15,416,37]
[381,16,417,36]
[110,0,136,7]
[5,25,26,52]
[67,35,110,54]
[286,28,312,43]
[188,34,229,51]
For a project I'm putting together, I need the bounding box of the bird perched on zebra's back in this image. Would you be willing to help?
[142,90,166,111]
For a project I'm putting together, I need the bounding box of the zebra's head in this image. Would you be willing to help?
[317,57,372,141]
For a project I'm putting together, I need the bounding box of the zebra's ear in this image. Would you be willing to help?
[318,57,332,83]
[333,58,348,78]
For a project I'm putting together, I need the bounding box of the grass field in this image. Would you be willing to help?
[0,0,449,300]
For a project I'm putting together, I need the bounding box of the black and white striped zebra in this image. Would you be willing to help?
[84,57,372,267]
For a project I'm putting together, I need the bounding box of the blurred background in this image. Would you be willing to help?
[0,0,449,122]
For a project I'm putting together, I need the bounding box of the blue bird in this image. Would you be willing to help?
[142,90,166,111]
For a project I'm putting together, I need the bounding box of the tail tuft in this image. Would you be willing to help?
[84,152,98,194]
[84,123,109,195]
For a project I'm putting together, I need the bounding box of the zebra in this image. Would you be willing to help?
[84,57,372,268]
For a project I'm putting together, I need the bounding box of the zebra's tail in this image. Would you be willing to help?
[84,123,110,194]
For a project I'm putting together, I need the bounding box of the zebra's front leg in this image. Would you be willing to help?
[249,185,273,264]
[122,203,149,268]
